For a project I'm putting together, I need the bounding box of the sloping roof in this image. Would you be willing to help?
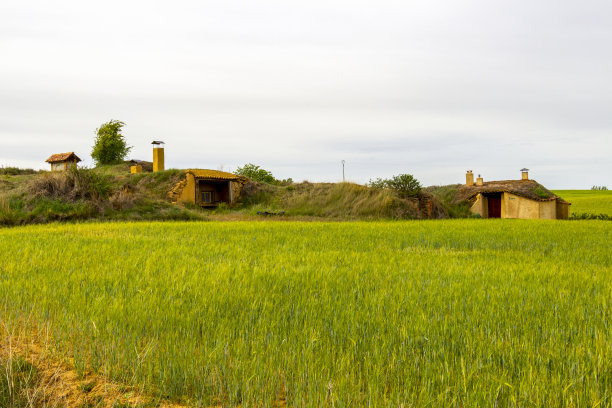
[45,152,82,163]
[455,179,568,203]
[186,169,241,181]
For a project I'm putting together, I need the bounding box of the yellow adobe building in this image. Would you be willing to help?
[169,169,248,207]
[456,170,570,219]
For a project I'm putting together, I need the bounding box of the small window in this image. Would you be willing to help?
[201,191,213,203]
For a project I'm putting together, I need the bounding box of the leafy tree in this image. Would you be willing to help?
[235,163,277,184]
[91,120,132,165]
[368,173,422,197]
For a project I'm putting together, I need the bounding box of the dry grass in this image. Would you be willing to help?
[1,324,189,408]
[240,181,447,219]
[27,168,112,203]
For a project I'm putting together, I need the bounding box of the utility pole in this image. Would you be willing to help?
[341,160,345,182]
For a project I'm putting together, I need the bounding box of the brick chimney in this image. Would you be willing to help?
[521,168,529,180]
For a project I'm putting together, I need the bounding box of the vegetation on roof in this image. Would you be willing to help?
[454,179,560,203]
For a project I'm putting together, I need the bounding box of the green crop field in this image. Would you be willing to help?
[1,220,611,407]
[553,190,612,215]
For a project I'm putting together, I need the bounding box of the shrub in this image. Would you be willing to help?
[570,212,612,220]
[235,163,275,183]
[368,174,422,197]
[0,167,39,176]
[534,187,549,199]
[591,185,608,191]
[235,163,285,185]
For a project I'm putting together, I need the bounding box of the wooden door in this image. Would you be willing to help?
[488,196,501,218]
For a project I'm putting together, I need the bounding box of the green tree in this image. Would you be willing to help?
[91,120,132,165]
[368,173,422,197]
[235,163,277,184]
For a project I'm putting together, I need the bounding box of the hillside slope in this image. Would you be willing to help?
[2,165,458,225]
[236,181,448,220]
[0,164,204,226]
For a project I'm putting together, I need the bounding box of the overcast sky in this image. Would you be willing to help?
[1,0,610,188]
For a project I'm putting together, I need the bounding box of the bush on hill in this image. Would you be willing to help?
[368,174,422,197]
[234,163,293,186]
[0,167,40,176]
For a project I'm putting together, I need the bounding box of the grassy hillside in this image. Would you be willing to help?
[2,220,610,406]
[0,164,204,225]
[2,165,465,225]
[553,190,612,216]
[237,181,448,219]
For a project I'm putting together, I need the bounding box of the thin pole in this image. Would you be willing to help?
[341,160,345,182]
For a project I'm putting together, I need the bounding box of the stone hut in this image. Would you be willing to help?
[45,152,82,172]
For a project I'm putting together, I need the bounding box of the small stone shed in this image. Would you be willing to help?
[128,159,153,172]
[45,152,82,172]
[169,169,248,207]
[456,171,570,219]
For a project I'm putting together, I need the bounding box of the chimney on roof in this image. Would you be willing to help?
[521,168,529,180]
[465,170,474,186]
[152,141,165,172]
[476,174,483,186]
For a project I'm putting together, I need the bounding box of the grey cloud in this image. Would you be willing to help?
[1,0,611,188]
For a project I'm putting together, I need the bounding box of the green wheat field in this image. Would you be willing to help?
[1,220,611,407]
[553,190,612,215]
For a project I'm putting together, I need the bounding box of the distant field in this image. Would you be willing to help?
[1,220,611,407]
[553,190,612,215]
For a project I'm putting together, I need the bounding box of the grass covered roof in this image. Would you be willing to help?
[455,179,568,204]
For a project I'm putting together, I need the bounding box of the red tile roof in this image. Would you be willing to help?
[45,152,82,163]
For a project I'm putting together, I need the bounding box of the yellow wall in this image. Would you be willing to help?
[177,173,196,204]
[539,200,556,219]
[153,148,165,172]
[502,193,537,219]
[130,165,142,174]
[556,202,570,220]
[470,194,486,217]
[471,192,561,219]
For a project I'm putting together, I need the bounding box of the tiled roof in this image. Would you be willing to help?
[186,169,241,180]
[45,152,82,163]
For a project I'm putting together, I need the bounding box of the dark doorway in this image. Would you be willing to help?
[197,180,231,206]
[487,193,502,218]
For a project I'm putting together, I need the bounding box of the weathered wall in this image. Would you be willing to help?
[230,181,243,203]
[539,200,556,219]
[556,201,570,220]
[470,193,559,219]
[503,193,540,219]
[470,194,486,217]
[177,173,196,204]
